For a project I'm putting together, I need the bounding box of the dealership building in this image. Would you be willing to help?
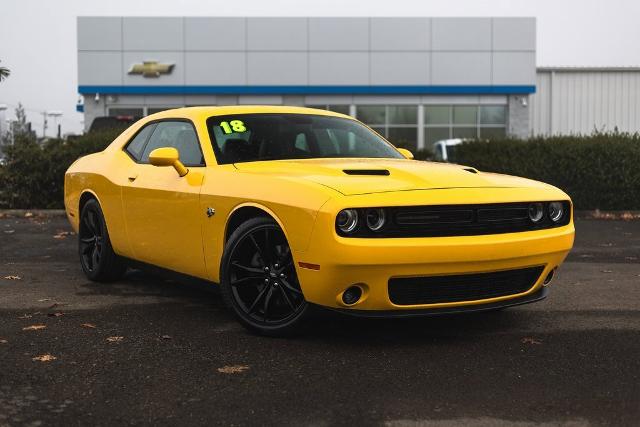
[77,17,640,150]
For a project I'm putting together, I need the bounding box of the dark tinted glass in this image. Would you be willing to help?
[141,121,204,166]
[125,124,156,161]
[207,114,404,164]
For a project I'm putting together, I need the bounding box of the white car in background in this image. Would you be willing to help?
[432,138,469,162]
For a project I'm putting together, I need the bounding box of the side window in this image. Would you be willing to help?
[125,124,156,161]
[141,121,204,166]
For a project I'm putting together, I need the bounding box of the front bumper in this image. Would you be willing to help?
[292,189,575,312]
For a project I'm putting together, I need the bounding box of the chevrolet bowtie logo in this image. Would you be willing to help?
[128,61,175,78]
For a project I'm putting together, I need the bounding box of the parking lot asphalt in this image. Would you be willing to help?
[0,215,639,427]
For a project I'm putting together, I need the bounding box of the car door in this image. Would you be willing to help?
[121,119,208,278]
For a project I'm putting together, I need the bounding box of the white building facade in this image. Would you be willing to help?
[77,17,537,150]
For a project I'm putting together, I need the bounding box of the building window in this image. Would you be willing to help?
[108,108,144,118]
[356,105,418,151]
[424,105,507,147]
[306,105,350,115]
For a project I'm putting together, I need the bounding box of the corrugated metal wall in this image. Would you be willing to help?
[531,68,640,135]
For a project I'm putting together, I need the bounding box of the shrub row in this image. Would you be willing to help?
[1,130,639,210]
[413,132,640,210]
[0,130,122,209]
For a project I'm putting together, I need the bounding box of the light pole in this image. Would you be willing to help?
[43,110,63,138]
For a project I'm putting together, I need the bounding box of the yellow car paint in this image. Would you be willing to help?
[65,105,574,312]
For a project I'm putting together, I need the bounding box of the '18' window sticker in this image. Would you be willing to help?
[220,120,247,134]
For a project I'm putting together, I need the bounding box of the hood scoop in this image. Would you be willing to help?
[343,169,390,176]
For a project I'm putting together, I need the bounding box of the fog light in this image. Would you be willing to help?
[528,203,544,223]
[336,209,358,233]
[342,286,362,305]
[543,268,556,285]
[549,202,564,222]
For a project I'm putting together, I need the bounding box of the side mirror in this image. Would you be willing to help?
[149,147,188,177]
[397,148,414,160]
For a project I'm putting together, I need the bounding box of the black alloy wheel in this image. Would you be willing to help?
[78,198,126,282]
[220,217,310,336]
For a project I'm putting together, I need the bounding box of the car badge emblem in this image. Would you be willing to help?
[128,61,175,78]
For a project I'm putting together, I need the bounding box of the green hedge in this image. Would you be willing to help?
[1,131,639,210]
[415,132,640,210]
[0,130,122,209]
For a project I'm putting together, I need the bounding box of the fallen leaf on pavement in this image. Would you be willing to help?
[601,270,613,273]
[217,365,250,374]
[24,212,34,218]
[81,323,96,329]
[32,354,56,362]
[161,335,172,340]
[53,231,72,240]
[106,336,123,343]
[18,313,34,319]
[48,312,65,317]
[37,298,51,302]
[3,275,21,280]
[0,339,8,344]
[521,337,542,345]
[3,230,15,234]
[23,325,46,331]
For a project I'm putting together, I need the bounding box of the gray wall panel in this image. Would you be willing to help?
[247,52,308,85]
[309,18,369,51]
[78,52,123,85]
[123,17,183,51]
[432,52,491,85]
[370,52,430,85]
[185,52,246,85]
[493,18,535,51]
[309,52,369,85]
[493,52,536,85]
[78,17,122,51]
[122,52,184,85]
[247,18,307,51]
[184,18,246,51]
[370,18,431,51]
[432,18,491,51]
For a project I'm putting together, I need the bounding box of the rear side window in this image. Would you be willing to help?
[125,124,156,161]
[141,121,204,166]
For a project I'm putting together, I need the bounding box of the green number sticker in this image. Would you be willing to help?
[220,120,247,134]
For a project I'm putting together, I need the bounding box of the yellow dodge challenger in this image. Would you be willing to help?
[64,106,575,335]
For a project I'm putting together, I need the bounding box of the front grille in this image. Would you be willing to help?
[336,201,571,238]
[388,266,545,305]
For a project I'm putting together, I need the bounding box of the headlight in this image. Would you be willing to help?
[528,202,544,223]
[548,202,565,222]
[336,209,358,233]
[365,208,386,231]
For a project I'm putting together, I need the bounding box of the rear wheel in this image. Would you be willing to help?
[78,198,126,282]
[220,217,309,336]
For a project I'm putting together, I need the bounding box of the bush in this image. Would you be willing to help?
[439,132,640,210]
[0,129,122,209]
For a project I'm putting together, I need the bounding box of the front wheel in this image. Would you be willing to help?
[220,217,310,336]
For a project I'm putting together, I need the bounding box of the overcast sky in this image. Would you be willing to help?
[1,0,639,136]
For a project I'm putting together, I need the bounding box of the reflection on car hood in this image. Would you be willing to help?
[233,158,547,196]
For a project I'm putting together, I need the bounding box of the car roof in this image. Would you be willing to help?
[142,105,353,122]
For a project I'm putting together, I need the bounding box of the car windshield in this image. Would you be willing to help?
[206,113,404,164]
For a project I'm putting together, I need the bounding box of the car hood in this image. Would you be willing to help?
[233,158,546,196]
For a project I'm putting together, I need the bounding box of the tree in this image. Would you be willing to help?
[0,60,10,82]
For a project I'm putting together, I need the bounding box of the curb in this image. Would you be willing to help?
[0,209,67,218]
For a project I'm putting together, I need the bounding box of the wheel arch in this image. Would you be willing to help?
[224,202,290,245]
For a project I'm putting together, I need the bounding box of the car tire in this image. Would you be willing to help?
[78,198,127,282]
[220,217,311,337]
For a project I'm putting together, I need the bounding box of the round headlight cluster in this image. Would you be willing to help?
[337,208,388,234]
[548,202,565,222]
[365,208,386,231]
[528,203,544,223]
[336,209,359,233]
[528,201,566,224]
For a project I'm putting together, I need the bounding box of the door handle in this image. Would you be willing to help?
[128,173,138,182]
